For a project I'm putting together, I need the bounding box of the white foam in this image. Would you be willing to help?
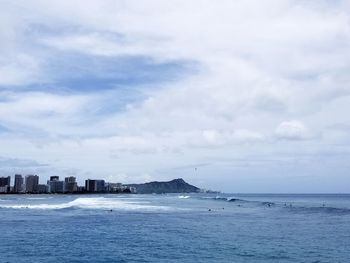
[178,195,190,199]
[0,197,172,211]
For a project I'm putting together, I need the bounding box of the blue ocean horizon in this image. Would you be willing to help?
[1,193,349,262]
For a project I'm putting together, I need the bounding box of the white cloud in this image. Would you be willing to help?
[275,120,309,140]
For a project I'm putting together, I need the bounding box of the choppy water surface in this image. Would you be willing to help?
[0,193,349,262]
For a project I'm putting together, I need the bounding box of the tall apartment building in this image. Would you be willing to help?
[0,176,11,186]
[64,176,77,193]
[0,176,11,193]
[25,175,39,193]
[48,176,64,193]
[14,174,24,193]
[85,179,105,192]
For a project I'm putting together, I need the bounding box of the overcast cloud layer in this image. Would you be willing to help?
[1,0,350,192]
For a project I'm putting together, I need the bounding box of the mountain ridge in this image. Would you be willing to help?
[126,178,200,194]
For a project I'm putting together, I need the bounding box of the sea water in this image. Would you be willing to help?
[0,193,349,262]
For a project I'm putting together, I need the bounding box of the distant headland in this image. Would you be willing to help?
[126,178,200,194]
[0,175,206,194]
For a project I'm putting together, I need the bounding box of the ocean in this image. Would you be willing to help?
[0,193,349,262]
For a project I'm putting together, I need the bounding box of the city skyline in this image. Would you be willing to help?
[0,174,134,194]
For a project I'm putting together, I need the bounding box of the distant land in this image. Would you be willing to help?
[126,178,200,194]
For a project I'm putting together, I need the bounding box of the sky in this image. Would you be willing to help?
[0,0,350,193]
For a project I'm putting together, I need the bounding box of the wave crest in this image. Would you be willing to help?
[0,197,171,211]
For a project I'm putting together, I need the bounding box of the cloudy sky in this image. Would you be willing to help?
[0,0,350,192]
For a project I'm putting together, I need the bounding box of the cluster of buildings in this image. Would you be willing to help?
[0,175,135,194]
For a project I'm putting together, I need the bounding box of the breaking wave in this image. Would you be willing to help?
[0,197,172,211]
[203,196,249,203]
[178,195,190,199]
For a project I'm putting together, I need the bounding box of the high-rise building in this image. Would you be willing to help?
[95,180,105,192]
[14,174,24,193]
[48,176,64,193]
[0,176,11,187]
[85,179,95,192]
[0,176,11,193]
[85,179,91,192]
[85,179,105,192]
[64,176,77,193]
[25,175,39,193]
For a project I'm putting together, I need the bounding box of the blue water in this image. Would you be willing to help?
[0,193,349,262]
